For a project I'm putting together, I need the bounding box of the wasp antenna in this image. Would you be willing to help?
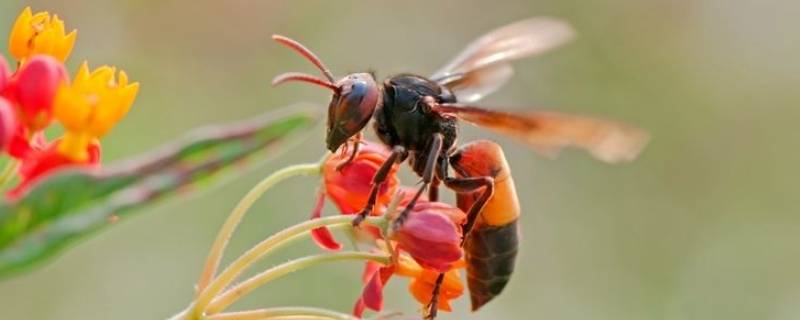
[271,72,339,93]
[272,35,336,82]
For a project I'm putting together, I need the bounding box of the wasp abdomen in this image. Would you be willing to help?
[451,140,521,311]
[465,219,519,311]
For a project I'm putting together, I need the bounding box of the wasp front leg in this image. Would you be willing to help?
[352,145,405,226]
[336,132,363,171]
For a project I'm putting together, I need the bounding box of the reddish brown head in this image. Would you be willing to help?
[271,35,380,152]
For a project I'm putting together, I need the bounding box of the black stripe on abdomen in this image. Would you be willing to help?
[465,219,520,311]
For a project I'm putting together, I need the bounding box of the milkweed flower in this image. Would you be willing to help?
[0,98,16,150]
[6,55,67,132]
[54,62,139,162]
[0,55,9,92]
[0,7,136,198]
[309,141,399,250]
[8,7,76,63]
[351,200,465,317]
[8,138,100,198]
[390,201,465,272]
[0,57,12,150]
[323,141,399,214]
[354,254,466,317]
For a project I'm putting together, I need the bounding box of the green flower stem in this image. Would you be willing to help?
[195,161,324,296]
[206,307,359,320]
[0,159,19,188]
[206,251,390,314]
[193,215,387,317]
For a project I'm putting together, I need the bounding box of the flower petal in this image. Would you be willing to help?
[8,139,100,199]
[0,56,9,92]
[392,204,464,272]
[361,265,385,312]
[323,141,398,215]
[309,189,342,251]
[0,98,17,151]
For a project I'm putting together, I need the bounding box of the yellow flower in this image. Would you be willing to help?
[54,62,139,161]
[9,7,77,62]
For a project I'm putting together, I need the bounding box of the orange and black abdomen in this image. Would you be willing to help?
[450,140,521,311]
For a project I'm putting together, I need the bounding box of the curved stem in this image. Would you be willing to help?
[196,161,324,295]
[207,307,358,320]
[0,160,19,188]
[206,251,390,314]
[193,215,386,317]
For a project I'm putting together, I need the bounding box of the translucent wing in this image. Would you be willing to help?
[433,103,649,163]
[432,17,575,103]
[443,63,514,103]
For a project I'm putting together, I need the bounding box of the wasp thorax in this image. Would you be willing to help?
[326,73,380,152]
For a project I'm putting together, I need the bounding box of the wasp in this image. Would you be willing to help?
[272,17,648,318]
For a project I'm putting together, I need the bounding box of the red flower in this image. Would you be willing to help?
[0,55,9,94]
[309,141,400,251]
[354,254,466,317]
[8,138,100,199]
[391,201,465,272]
[353,260,394,317]
[309,188,343,251]
[0,98,16,151]
[6,55,67,131]
[323,141,399,214]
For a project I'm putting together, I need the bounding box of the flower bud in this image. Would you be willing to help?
[391,201,465,272]
[9,55,67,131]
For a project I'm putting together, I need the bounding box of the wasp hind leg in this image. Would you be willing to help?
[425,154,496,319]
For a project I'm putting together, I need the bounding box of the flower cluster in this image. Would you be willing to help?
[0,7,138,197]
[310,141,468,316]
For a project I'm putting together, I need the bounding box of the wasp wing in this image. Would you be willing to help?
[432,18,575,103]
[433,103,649,163]
[442,63,514,104]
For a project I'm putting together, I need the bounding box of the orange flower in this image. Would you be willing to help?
[54,62,139,162]
[398,256,465,313]
[354,254,466,317]
[8,7,77,63]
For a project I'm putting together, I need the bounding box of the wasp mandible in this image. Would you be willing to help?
[272,17,649,318]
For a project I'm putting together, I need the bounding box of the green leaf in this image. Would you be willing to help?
[0,105,321,277]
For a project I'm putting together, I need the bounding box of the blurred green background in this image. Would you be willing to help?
[1,1,799,319]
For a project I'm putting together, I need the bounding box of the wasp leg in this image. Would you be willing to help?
[391,133,444,230]
[352,145,405,226]
[425,273,446,320]
[446,178,494,244]
[425,155,496,319]
[428,178,441,202]
[336,133,363,171]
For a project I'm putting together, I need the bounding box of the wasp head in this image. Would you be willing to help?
[271,35,380,152]
[325,73,379,152]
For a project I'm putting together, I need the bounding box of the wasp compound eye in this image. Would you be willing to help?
[326,73,380,152]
